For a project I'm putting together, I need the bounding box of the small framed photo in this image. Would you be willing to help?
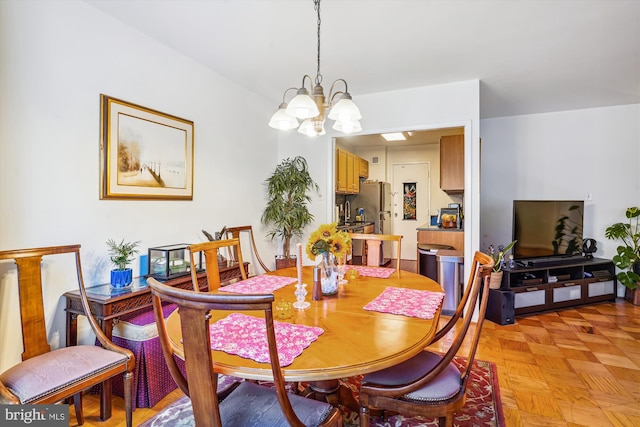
[100,95,194,200]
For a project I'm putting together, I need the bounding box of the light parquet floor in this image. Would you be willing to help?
[72,264,640,427]
[471,301,640,427]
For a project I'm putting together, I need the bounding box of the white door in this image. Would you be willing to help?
[392,163,430,261]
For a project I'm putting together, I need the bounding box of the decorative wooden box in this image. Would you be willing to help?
[147,244,201,280]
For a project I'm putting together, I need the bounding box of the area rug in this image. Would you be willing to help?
[140,357,504,427]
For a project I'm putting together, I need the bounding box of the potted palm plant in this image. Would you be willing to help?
[605,206,640,304]
[106,238,140,288]
[261,156,320,269]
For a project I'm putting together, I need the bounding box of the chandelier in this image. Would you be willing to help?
[268,0,362,137]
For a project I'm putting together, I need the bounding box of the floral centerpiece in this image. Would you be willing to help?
[306,222,351,259]
[306,223,351,294]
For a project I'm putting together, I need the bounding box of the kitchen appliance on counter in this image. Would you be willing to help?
[438,206,462,229]
[349,181,393,265]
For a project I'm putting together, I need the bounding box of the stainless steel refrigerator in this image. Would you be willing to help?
[350,181,393,265]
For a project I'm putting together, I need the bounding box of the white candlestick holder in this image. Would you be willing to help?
[293,283,310,309]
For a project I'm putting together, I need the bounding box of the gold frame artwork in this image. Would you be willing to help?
[100,94,194,200]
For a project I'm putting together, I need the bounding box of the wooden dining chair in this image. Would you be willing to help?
[223,225,271,274]
[348,233,403,270]
[0,245,135,427]
[189,238,248,291]
[147,277,343,427]
[358,251,494,427]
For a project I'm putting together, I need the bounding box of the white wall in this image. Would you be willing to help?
[0,0,277,371]
[480,104,640,295]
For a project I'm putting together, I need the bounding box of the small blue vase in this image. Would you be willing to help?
[110,268,133,288]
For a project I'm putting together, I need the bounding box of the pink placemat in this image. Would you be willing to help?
[345,265,396,278]
[364,287,445,319]
[208,313,323,366]
[219,274,296,294]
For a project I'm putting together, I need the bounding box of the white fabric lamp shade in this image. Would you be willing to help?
[332,119,361,134]
[286,93,320,119]
[269,105,299,130]
[298,119,326,137]
[328,97,362,122]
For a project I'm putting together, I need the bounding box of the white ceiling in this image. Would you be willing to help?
[85,0,639,121]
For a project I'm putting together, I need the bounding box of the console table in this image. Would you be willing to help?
[64,262,248,345]
[487,257,616,324]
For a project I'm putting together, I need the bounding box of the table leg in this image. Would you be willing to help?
[99,318,114,421]
[66,311,78,347]
[301,379,360,413]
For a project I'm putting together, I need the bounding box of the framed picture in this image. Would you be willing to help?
[403,182,417,220]
[100,94,194,200]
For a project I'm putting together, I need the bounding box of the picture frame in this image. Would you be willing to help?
[100,94,194,200]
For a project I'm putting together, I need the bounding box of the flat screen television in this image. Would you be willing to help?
[512,200,584,260]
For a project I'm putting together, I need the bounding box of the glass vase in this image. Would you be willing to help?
[320,252,339,295]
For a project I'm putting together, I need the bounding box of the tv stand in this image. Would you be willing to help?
[486,257,616,324]
[525,255,587,267]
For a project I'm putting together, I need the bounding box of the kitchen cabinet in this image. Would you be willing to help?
[359,157,369,179]
[440,134,464,193]
[336,149,368,194]
[347,152,359,193]
[336,148,348,193]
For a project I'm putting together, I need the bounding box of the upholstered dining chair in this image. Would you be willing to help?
[147,277,343,427]
[357,251,494,427]
[348,233,403,270]
[0,245,135,427]
[223,225,271,275]
[189,238,247,292]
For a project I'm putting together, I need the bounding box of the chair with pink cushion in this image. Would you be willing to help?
[357,251,494,427]
[0,245,134,427]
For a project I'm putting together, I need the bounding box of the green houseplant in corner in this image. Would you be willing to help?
[605,207,640,304]
[106,238,140,288]
[261,156,320,269]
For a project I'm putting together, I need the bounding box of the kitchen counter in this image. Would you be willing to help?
[417,224,464,251]
[416,223,464,232]
[337,221,374,232]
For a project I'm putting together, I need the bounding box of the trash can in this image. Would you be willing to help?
[417,244,454,281]
[437,250,464,315]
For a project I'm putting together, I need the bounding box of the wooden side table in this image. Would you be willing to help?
[64,262,248,345]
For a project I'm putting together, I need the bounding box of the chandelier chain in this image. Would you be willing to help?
[314,0,322,86]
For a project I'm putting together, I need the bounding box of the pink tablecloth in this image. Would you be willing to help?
[219,274,296,294]
[209,313,323,366]
[345,265,396,278]
[364,287,445,319]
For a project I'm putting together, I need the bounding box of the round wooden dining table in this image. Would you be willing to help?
[164,266,444,409]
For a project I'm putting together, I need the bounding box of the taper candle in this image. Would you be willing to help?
[296,243,303,285]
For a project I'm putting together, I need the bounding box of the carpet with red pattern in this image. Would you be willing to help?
[339,357,504,427]
[141,357,504,427]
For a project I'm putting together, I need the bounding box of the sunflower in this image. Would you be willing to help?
[306,222,352,259]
